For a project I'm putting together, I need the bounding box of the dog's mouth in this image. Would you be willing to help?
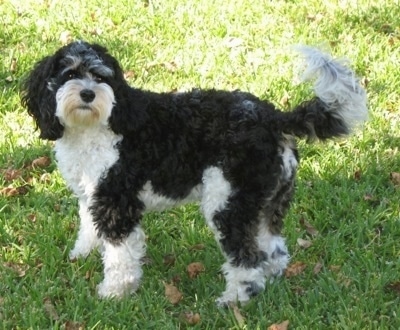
[78,104,92,110]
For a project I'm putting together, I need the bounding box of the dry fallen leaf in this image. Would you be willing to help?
[164,282,182,305]
[0,185,30,197]
[188,243,205,251]
[297,238,312,249]
[285,261,307,278]
[43,297,59,321]
[64,320,85,330]
[10,58,17,72]
[229,303,245,327]
[179,311,201,325]
[385,281,400,295]
[329,265,341,273]
[2,168,22,182]
[31,156,51,168]
[313,262,323,275]
[4,262,28,277]
[163,254,176,267]
[187,262,205,279]
[124,70,136,80]
[390,172,400,187]
[299,217,319,236]
[354,169,362,181]
[268,320,290,330]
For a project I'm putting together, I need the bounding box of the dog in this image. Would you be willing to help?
[21,41,367,306]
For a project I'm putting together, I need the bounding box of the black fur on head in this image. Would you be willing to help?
[21,41,128,140]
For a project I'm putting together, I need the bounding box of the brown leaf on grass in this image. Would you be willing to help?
[313,262,323,275]
[0,185,31,197]
[285,261,307,278]
[2,168,22,181]
[27,213,37,223]
[385,281,400,295]
[163,254,176,267]
[4,262,28,277]
[188,243,205,251]
[297,238,312,249]
[390,172,400,187]
[299,217,319,236]
[64,320,85,330]
[187,262,205,279]
[329,265,341,273]
[10,58,17,72]
[228,303,245,327]
[43,297,59,321]
[354,169,362,181]
[124,70,136,80]
[164,282,183,305]
[268,320,290,330]
[179,311,201,325]
[31,156,51,168]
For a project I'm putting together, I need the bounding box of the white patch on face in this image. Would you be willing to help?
[201,166,232,241]
[139,181,202,212]
[55,79,115,128]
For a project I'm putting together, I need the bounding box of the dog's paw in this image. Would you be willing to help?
[216,280,264,307]
[262,242,289,280]
[69,246,90,260]
[97,276,140,299]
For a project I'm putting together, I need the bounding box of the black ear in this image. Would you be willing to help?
[21,54,64,140]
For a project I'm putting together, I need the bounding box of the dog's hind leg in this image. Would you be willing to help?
[202,166,271,306]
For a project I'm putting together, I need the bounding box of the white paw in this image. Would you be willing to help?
[69,244,93,260]
[97,275,140,299]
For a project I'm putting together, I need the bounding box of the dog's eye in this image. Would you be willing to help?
[93,75,104,83]
[65,71,78,80]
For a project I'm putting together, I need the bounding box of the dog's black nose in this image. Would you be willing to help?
[80,89,96,103]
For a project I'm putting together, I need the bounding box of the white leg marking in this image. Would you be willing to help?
[97,227,146,298]
[201,166,232,241]
[69,200,100,259]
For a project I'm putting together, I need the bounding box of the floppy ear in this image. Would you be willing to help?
[21,54,64,140]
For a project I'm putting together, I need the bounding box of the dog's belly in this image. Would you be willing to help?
[139,181,203,212]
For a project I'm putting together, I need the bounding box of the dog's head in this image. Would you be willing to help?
[21,41,127,140]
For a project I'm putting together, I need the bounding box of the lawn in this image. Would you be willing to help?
[1,0,400,329]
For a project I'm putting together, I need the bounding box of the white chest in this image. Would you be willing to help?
[55,127,122,199]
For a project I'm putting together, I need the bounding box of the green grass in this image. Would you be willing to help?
[1,0,400,328]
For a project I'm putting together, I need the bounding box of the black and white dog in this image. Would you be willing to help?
[22,41,367,305]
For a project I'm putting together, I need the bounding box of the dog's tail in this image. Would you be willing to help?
[279,46,367,140]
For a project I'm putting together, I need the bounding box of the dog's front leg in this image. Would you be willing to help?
[90,184,146,298]
[97,226,146,298]
[69,199,101,260]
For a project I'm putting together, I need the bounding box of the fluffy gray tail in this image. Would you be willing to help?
[280,46,368,140]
